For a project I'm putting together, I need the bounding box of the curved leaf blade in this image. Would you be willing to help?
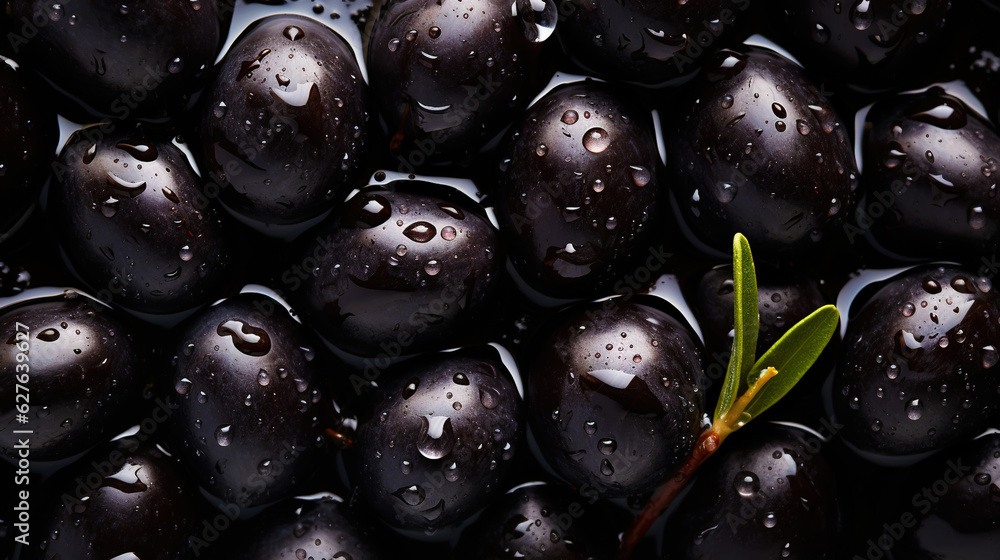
[713,233,759,422]
[742,304,840,420]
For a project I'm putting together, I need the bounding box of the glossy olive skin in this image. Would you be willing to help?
[5,0,230,121]
[291,183,502,357]
[0,57,58,241]
[366,0,549,165]
[556,0,754,85]
[35,435,210,560]
[526,300,705,498]
[833,266,1000,458]
[890,434,1000,559]
[669,46,857,258]
[226,495,388,560]
[661,423,843,560]
[0,296,141,462]
[858,87,1000,260]
[199,14,370,226]
[345,346,523,535]
[495,81,663,298]
[162,293,331,508]
[454,482,627,559]
[48,125,236,316]
[772,0,953,90]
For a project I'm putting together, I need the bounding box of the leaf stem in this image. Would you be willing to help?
[615,366,780,560]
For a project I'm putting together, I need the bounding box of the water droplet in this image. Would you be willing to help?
[429,26,441,38]
[982,345,998,368]
[424,260,441,276]
[598,438,617,455]
[923,279,942,294]
[775,121,786,132]
[101,197,119,218]
[600,459,614,476]
[908,95,967,129]
[582,128,610,153]
[168,57,183,74]
[716,182,737,203]
[630,165,651,187]
[734,471,760,496]
[871,419,883,432]
[480,386,500,409]
[974,473,992,485]
[403,221,437,243]
[796,119,811,135]
[850,0,874,30]
[812,22,830,43]
[721,95,734,109]
[213,102,227,119]
[441,226,457,241]
[402,377,420,399]
[902,303,915,317]
[388,38,400,52]
[763,513,777,528]
[771,103,787,118]
[257,369,271,386]
[175,378,192,395]
[584,420,597,434]
[283,25,305,41]
[417,415,455,459]
[105,171,146,197]
[215,425,233,446]
[905,399,923,420]
[536,144,548,157]
[179,246,193,261]
[969,206,986,230]
[217,320,271,356]
[592,179,605,193]
[37,328,60,342]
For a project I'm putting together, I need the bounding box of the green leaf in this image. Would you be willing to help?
[742,304,840,420]
[713,233,759,422]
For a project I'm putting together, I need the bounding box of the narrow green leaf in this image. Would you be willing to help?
[713,233,759,422]
[742,304,840,420]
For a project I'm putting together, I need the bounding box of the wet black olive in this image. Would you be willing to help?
[668,45,858,259]
[289,181,503,358]
[832,266,1000,460]
[161,292,333,508]
[198,14,371,227]
[365,0,554,167]
[855,87,1000,261]
[526,300,705,498]
[495,81,664,299]
[47,125,236,316]
[345,346,523,536]
[0,294,142,462]
[5,0,231,121]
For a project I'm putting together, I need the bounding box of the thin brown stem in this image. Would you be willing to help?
[616,430,719,560]
[615,367,780,560]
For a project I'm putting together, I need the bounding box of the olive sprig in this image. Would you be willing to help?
[617,233,840,559]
